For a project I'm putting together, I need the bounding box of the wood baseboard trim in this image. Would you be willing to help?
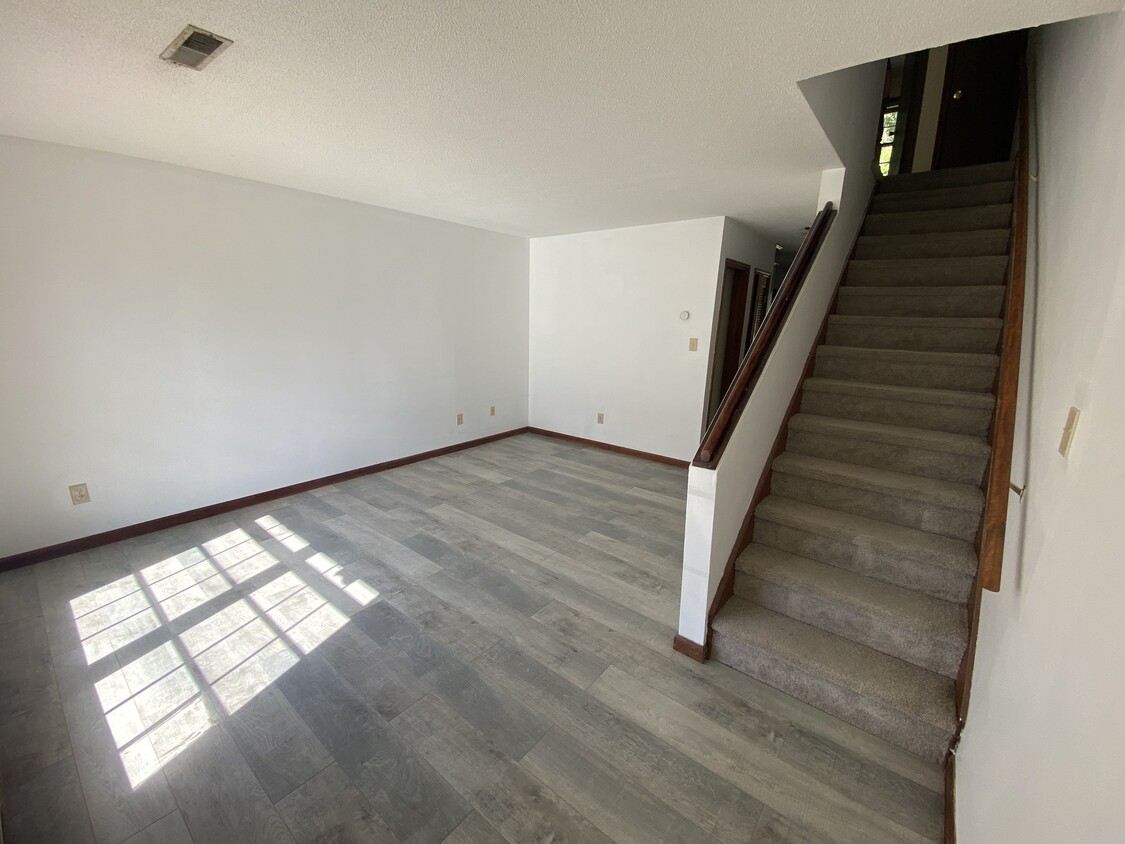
[526,428,689,468]
[672,634,709,662]
[0,427,531,573]
[945,747,957,843]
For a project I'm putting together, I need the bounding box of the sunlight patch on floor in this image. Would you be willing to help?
[68,514,378,789]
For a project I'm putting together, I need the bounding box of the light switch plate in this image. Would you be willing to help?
[1059,406,1080,457]
[688,337,699,352]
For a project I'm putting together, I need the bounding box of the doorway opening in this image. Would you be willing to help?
[931,30,1027,169]
[873,29,1027,175]
[707,261,772,424]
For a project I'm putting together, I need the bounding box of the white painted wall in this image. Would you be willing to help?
[677,60,886,645]
[704,219,781,424]
[0,136,529,559]
[528,217,773,461]
[912,45,950,173]
[718,219,780,294]
[957,15,1125,842]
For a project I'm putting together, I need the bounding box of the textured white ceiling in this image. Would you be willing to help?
[1,0,1118,240]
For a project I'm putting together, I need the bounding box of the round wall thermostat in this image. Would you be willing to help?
[679,311,690,321]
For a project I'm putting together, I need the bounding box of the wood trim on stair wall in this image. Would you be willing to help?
[975,62,1031,594]
[944,52,1032,844]
[957,57,1031,721]
[945,749,957,844]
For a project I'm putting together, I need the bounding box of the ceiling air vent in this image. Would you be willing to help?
[161,25,232,70]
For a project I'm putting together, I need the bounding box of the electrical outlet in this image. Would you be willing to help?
[456,413,464,426]
[596,412,604,424]
[489,405,496,417]
[688,337,699,352]
[69,483,91,505]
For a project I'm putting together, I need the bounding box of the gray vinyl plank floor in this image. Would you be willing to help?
[0,434,943,843]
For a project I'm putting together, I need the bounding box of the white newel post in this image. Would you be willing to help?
[677,464,718,646]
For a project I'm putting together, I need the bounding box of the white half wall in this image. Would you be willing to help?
[0,136,530,559]
[677,59,885,645]
[956,15,1125,842]
[528,216,773,461]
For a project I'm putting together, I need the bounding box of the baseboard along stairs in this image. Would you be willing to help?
[709,161,1016,762]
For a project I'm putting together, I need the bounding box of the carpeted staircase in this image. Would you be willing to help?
[710,160,1015,762]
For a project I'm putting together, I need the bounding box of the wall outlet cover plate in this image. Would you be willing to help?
[1059,406,1080,457]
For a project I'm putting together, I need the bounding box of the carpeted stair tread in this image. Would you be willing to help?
[754,496,978,580]
[788,413,990,458]
[710,598,956,759]
[836,285,1005,318]
[877,161,1015,192]
[814,345,999,377]
[839,285,1005,300]
[812,345,999,393]
[803,377,995,409]
[863,204,1012,236]
[786,412,990,484]
[800,377,995,436]
[733,544,967,677]
[846,255,1008,287]
[826,314,1003,354]
[870,181,1014,213]
[770,454,982,540]
[827,314,1002,332]
[856,229,1010,260]
[772,452,983,513]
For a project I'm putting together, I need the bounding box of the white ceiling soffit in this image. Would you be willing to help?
[0,0,1118,240]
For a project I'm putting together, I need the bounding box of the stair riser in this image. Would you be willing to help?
[786,429,988,485]
[846,258,1008,287]
[813,354,998,391]
[733,571,963,678]
[753,518,973,603]
[878,162,1016,193]
[826,322,1000,353]
[871,182,1014,213]
[801,391,992,436]
[835,290,1004,318]
[856,232,1009,260]
[863,205,1012,236]
[711,630,951,761]
[771,472,981,542]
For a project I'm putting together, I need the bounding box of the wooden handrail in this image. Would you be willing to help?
[694,202,836,468]
[977,65,1030,592]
